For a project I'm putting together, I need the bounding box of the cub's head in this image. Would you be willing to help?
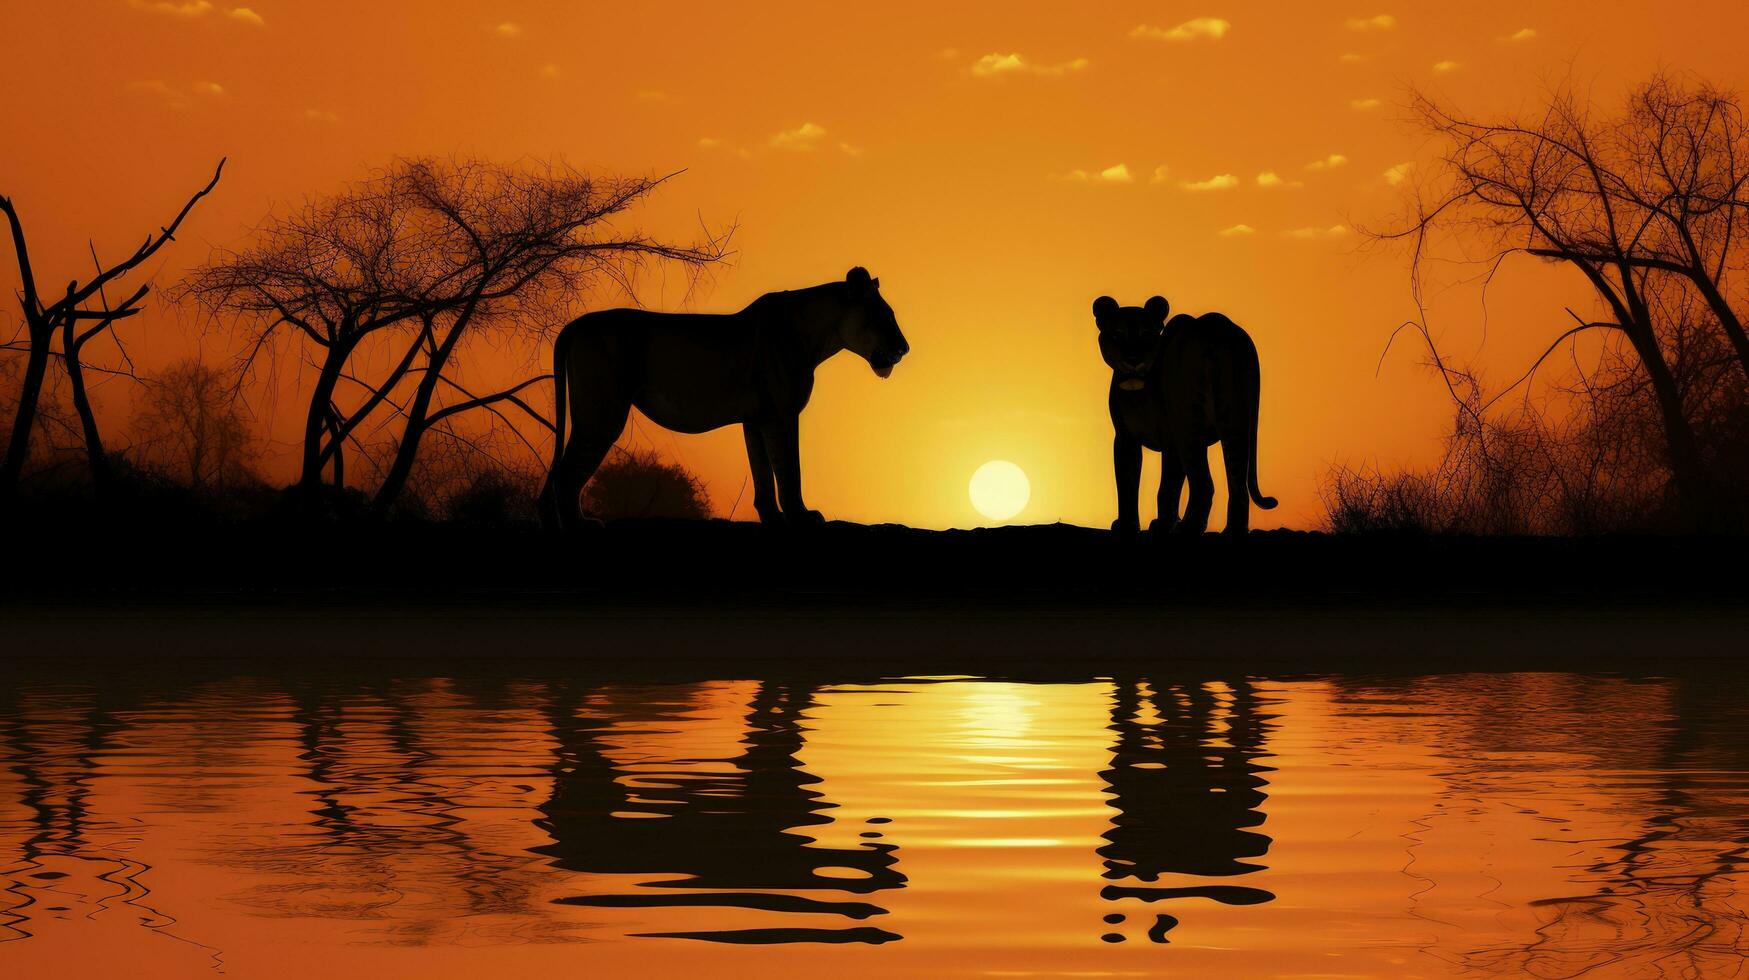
[1093,295,1168,390]
[842,266,909,378]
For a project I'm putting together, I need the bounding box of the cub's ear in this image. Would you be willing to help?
[1144,296,1170,322]
[1092,295,1119,324]
[846,267,872,286]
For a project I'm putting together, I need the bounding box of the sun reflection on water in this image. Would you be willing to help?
[0,667,1744,978]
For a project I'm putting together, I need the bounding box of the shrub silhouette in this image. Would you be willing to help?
[580,447,711,522]
[447,468,542,527]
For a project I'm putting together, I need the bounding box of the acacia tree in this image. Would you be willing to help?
[130,358,258,491]
[1619,77,1749,380]
[183,158,725,512]
[1385,77,1749,524]
[0,160,224,498]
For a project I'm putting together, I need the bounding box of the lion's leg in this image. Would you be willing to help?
[1178,446,1214,535]
[555,398,629,527]
[1221,437,1251,536]
[743,422,782,524]
[1112,434,1142,533]
[1152,450,1184,534]
[761,415,823,526]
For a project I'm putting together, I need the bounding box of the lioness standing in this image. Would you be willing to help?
[1093,295,1276,536]
[542,268,909,529]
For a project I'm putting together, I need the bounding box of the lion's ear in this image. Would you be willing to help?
[846,267,871,286]
[1093,295,1119,324]
[1144,296,1170,322]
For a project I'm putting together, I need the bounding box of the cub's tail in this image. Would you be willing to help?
[1248,438,1277,510]
[1247,355,1277,510]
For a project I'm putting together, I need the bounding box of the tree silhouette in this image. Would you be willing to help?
[129,358,259,492]
[181,158,726,514]
[1383,75,1749,526]
[0,160,224,498]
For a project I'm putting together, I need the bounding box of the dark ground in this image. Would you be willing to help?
[2,520,1745,667]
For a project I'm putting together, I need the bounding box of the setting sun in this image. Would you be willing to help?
[969,460,1030,523]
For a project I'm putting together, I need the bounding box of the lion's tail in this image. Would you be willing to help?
[1246,348,1277,511]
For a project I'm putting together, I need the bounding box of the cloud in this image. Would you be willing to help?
[128,0,214,17]
[634,89,668,102]
[1501,27,1537,42]
[1255,171,1303,189]
[839,141,864,157]
[1150,165,1172,184]
[769,122,828,151]
[1383,162,1414,186]
[540,64,561,79]
[1432,59,1459,73]
[1219,224,1256,237]
[1346,14,1396,31]
[1180,173,1239,191]
[1305,153,1349,172]
[1338,52,1366,64]
[494,22,523,38]
[304,108,340,124]
[970,52,1090,78]
[1129,18,1231,42]
[1349,97,1382,111]
[128,79,227,110]
[697,137,724,150]
[1053,164,1134,184]
[227,6,263,25]
[1282,224,1350,240]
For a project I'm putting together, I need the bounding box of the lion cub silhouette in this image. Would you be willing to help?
[1093,295,1277,536]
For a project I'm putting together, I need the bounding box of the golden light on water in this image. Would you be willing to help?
[968,460,1030,523]
[2,669,1746,977]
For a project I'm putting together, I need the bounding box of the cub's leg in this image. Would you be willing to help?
[1151,450,1185,534]
[1112,433,1142,532]
[1177,445,1215,535]
[742,422,782,524]
[760,415,824,526]
[1221,437,1252,536]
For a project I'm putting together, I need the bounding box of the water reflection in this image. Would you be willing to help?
[537,680,904,944]
[1098,678,1276,942]
[0,663,1744,978]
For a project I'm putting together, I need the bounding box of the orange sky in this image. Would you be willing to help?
[5,1,1749,528]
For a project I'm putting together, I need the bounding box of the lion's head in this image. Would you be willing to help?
[842,267,909,378]
[1092,295,1168,390]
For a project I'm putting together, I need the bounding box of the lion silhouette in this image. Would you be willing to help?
[542,268,909,529]
[1093,295,1276,536]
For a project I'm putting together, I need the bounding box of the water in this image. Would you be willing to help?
[2,658,1746,978]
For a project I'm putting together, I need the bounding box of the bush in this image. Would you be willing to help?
[581,447,711,521]
[447,467,542,527]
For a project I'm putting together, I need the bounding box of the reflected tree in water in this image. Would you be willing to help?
[1463,673,1749,977]
[0,686,186,947]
